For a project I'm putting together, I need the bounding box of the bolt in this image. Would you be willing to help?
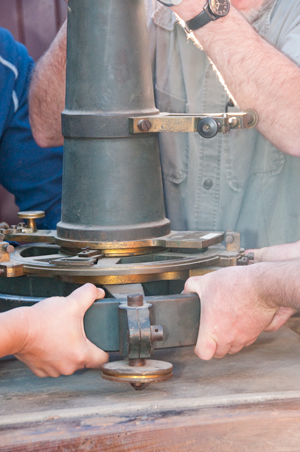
[137,119,152,132]
[225,235,234,244]
[247,252,255,261]
[127,294,144,307]
[4,245,14,254]
[203,124,211,132]
[229,117,238,127]
[129,358,146,367]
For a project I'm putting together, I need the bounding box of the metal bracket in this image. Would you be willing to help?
[130,110,258,136]
[118,294,163,360]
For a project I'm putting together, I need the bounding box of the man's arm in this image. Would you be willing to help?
[29,21,67,148]
[184,260,299,360]
[0,283,108,377]
[172,1,300,156]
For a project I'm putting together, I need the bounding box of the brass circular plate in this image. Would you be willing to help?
[9,243,223,284]
[101,359,173,384]
[101,247,165,257]
[17,211,45,219]
[54,231,224,250]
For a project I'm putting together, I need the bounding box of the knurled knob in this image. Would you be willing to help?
[17,211,45,232]
[17,211,45,220]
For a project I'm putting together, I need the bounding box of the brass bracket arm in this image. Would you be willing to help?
[130,109,258,138]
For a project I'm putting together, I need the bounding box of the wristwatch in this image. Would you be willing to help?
[185,0,230,32]
[158,0,183,5]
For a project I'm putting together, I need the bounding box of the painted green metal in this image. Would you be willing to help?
[0,292,200,352]
[58,0,170,244]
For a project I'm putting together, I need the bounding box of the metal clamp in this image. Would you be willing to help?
[118,294,163,360]
[130,110,258,136]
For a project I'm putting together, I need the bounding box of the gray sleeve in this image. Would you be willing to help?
[270,1,300,65]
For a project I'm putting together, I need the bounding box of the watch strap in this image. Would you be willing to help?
[185,5,216,32]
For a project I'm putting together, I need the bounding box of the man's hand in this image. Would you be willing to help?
[15,283,108,377]
[184,265,296,360]
[246,241,300,264]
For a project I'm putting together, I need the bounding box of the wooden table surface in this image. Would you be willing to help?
[1,327,300,451]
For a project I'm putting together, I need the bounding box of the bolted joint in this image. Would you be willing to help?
[118,294,163,360]
[225,230,241,252]
[0,241,14,263]
[137,119,152,132]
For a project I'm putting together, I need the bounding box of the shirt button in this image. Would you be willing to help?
[203,179,213,190]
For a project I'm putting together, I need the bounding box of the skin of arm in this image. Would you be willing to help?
[29,21,67,148]
[183,260,298,360]
[0,283,108,377]
[171,0,300,156]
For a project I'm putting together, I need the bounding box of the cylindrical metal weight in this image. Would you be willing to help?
[58,0,170,245]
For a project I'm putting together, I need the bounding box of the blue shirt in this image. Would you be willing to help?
[0,27,63,229]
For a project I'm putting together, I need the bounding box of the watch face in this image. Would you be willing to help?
[209,0,230,17]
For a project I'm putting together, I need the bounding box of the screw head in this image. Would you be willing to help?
[137,119,152,132]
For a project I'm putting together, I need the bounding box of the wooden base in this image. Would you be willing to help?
[1,327,300,451]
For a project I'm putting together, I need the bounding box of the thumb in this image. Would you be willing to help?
[195,328,217,360]
[66,283,105,312]
[183,276,202,295]
[84,341,109,369]
[264,307,296,332]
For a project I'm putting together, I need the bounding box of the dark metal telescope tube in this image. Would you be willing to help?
[58,0,170,245]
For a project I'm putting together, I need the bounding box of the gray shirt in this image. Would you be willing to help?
[147,0,300,248]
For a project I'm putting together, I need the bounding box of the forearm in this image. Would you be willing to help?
[0,308,30,358]
[173,4,300,156]
[251,258,300,311]
[29,21,67,148]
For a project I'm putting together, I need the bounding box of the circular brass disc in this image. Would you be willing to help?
[101,247,165,257]
[55,231,224,250]
[9,243,222,284]
[101,359,173,384]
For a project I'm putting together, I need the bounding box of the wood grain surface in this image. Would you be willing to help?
[1,327,300,451]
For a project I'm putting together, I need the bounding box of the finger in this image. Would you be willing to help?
[245,249,260,263]
[84,341,109,369]
[66,283,105,311]
[183,276,202,295]
[228,343,245,354]
[213,343,232,359]
[245,337,258,347]
[194,330,217,361]
[264,307,296,332]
